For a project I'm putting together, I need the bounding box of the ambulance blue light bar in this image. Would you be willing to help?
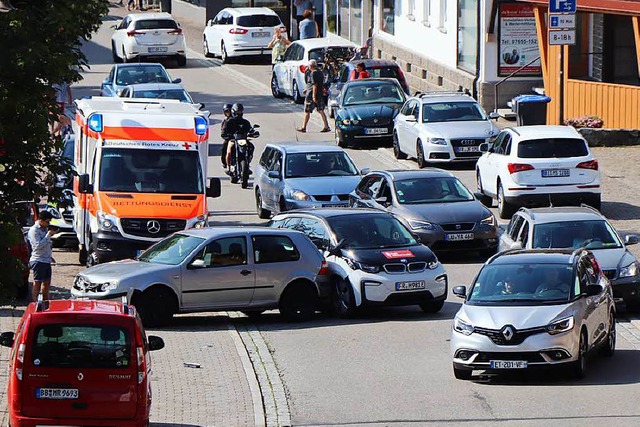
[88,114,103,132]
[195,116,208,135]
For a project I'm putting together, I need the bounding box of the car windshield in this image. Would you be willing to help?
[132,89,191,102]
[395,177,474,204]
[532,220,622,250]
[327,214,417,249]
[115,66,171,86]
[343,83,404,106]
[99,148,203,194]
[468,263,574,305]
[138,233,204,265]
[422,101,487,123]
[237,15,281,27]
[32,324,131,368]
[134,19,178,30]
[517,138,588,158]
[61,136,74,161]
[285,152,358,178]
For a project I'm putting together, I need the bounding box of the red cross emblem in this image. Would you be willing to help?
[182,142,191,150]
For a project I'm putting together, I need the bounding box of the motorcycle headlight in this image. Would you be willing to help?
[408,219,435,230]
[547,316,574,335]
[345,258,380,273]
[97,210,118,232]
[291,190,311,201]
[480,214,496,226]
[429,137,447,145]
[619,261,640,278]
[453,317,474,336]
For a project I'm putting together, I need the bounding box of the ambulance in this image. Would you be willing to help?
[73,97,220,266]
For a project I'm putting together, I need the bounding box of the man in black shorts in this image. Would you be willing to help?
[27,210,56,301]
[297,59,331,133]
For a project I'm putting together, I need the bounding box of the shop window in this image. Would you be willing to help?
[457,0,478,73]
[382,0,396,35]
[439,0,448,30]
[408,0,415,18]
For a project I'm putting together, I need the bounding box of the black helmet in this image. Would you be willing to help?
[231,103,244,117]
[222,103,232,113]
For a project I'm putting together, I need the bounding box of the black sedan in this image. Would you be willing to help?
[349,169,499,255]
[332,78,406,148]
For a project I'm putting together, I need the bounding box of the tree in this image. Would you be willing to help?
[0,0,109,302]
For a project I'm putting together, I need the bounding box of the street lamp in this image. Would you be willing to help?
[0,0,15,12]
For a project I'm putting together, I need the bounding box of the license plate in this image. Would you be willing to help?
[148,46,168,53]
[322,203,348,208]
[490,360,528,369]
[365,128,388,135]
[252,32,271,38]
[445,233,474,241]
[455,146,480,152]
[36,388,79,399]
[541,169,570,177]
[395,280,426,291]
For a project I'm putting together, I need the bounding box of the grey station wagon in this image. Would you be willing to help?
[71,227,327,325]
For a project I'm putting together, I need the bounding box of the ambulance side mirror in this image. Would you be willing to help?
[78,174,93,194]
[207,177,221,198]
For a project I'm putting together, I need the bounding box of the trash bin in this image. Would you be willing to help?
[513,94,551,126]
[160,0,171,13]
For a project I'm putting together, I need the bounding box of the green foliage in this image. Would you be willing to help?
[0,0,109,303]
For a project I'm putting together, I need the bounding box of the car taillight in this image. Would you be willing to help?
[127,30,142,37]
[299,64,308,73]
[507,163,534,174]
[319,261,329,276]
[16,343,25,380]
[576,160,598,170]
[137,346,145,384]
[229,28,248,34]
[168,28,183,35]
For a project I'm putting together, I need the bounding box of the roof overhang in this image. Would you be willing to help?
[516,0,640,15]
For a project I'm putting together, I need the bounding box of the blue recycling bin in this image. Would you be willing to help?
[513,94,551,126]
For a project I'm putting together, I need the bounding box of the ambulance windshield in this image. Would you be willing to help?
[99,148,203,194]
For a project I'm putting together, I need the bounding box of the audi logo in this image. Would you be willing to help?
[147,220,161,234]
[460,139,476,146]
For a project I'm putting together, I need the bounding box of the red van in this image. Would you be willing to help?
[0,299,165,427]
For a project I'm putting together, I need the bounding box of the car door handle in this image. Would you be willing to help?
[240,269,252,276]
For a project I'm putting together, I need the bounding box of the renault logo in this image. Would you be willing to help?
[461,139,475,145]
[501,325,515,341]
[147,220,161,234]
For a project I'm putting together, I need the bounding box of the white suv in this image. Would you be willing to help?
[475,125,601,219]
[203,7,285,64]
[111,13,187,66]
[393,92,500,167]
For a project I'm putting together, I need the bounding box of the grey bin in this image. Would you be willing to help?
[513,94,551,126]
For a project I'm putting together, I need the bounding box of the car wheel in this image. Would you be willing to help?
[570,329,588,379]
[601,312,616,357]
[271,73,283,98]
[135,287,176,327]
[122,46,129,63]
[292,80,303,104]
[588,195,602,211]
[279,282,317,322]
[453,366,472,380]
[334,277,356,318]
[336,129,347,148]
[86,249,100,268]
[497,183,516,219]
[242,310,265,319]
[419,299,445,313]
[112,41,122,63]
[176,55,187,67]
[476,171,493,208]
[255,190,271,219]
[416,140,427,168]
[221,41,229,64]
[203,37,212,58]
[393,131,407,159]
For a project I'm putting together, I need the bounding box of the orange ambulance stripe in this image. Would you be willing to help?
[94,126,205,142]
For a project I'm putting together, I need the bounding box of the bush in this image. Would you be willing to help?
[564,115,604,129]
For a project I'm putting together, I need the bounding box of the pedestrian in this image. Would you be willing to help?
[312,0,324,37]
[297,59,330,133]
[220,103,233,168]
[267,27,291,67]
[299,9,318,40]
[349,62,370,80]
[28,210,56,301]
[294,0,313,39]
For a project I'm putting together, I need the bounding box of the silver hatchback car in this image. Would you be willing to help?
[451,249,616,380]
[71,227,327,325]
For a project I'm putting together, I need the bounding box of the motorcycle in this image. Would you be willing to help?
[229,124,260,189]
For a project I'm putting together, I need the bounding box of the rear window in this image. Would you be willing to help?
[31,324,132,369]
[368,67,402,80]
[237,14,281,27]
[134,19,178,30]
[309,47,354,63]
[517,138,588,158]
[115,66,171,86]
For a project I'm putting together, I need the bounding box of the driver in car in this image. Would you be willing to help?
[535,268,570,295]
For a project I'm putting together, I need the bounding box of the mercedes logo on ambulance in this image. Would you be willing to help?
[147,220,161,234]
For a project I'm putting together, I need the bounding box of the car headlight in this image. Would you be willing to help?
[453,317,474,336]
[619,261,640,278]
[480,214,496,226]
[98,282,118,292]
[429,137,447,145]
[408,219,436,230]
[97,210,118,232]
[345,258,380,273]
[290,190,311,201]
[342,119,351,125]
[547,316,574,335]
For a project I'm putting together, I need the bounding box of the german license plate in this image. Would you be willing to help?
[541,169,569,177]
[148,46,168,53]
[455,146,480,152]
[490,360,528,369]
[252,32,271,38]
[36,388,79,399]
[445,233,474,241]
[395,280,425,291]
[365,128,388,135]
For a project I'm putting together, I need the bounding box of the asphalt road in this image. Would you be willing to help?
[62,8,640,426]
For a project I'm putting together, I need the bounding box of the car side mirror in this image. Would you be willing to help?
[586,284,603,297]
[510,241,522,250]
[268,170,280,179]
[78,174,92,194]
[488,111,500,120]
[375,196,388,205]
[189,259,206,269]
[207,19,213,27]
[207,177,221,198]
[111,24,118,30]
[0,332,14,348]
[624,234,639,245]
[147,335,165,351]
[199,103,205,110]
[452,285,467,299]
[253,124,260,128]
[116,89,124,97]
[406,116,417,123]
[172,78,182,84]
[328,238,346,256]
[360,168,370,175]
[479,143,489,152]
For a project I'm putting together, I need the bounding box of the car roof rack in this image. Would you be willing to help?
[413,90,468,98]
[579,203,601,214]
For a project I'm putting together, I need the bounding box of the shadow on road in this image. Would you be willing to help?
[603,201,640,221]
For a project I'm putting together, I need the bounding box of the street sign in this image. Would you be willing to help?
[549,30,576,45]
[549,0,576,13]
[549,13,576,29]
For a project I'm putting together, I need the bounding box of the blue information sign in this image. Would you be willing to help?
[549,0,576,13]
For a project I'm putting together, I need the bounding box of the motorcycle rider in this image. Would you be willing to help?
[220,103,233,168]
[223,103,255,174]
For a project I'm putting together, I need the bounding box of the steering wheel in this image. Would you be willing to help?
[580,238,602,248]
